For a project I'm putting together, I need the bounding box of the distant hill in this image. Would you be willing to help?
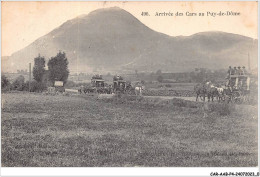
[2,7,258,74]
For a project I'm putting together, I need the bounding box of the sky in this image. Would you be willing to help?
[1,1,258,56]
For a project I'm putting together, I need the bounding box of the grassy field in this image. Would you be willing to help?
[1,92,258,167]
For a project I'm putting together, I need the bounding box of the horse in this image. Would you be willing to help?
[125,84,135,95]
[135,86,145,96]
[78,86,84,94]
[205,83,218,102]
[48,87,56,94]
[206,85,218,102]
[194,83,206,101]
[78,88,82,94]
[195,82,220,102]
[82,87,95,94]
[113,83,126,94]
[97,87,105,94]
[215,86,225,102]
[104,85,113,94]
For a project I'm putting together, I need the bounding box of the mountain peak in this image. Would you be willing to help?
[4,8,258,74]
[74,7,125,19]
[89,6,128,14]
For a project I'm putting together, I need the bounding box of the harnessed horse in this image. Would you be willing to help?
[135,86,145,96]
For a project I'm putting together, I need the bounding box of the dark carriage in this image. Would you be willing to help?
[79,75,112,94]
[91,78,105,93]
[112,75,134,94]
[113,80,126,93]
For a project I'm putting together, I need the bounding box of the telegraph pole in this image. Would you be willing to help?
[29,63,31,92]
[248,52,251,71]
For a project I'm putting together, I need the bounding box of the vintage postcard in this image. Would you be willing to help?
[1,1,258,176]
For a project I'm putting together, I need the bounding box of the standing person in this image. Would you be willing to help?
[238,66,243,75]
[226,66,233,80]
[233,67,238,75]
[231,67,235,75]
[242,66,247,75]
[227,66,233,76]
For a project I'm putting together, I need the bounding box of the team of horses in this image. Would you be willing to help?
[194,82,232,102]
[78,85,113,94]
[78,84,145,96]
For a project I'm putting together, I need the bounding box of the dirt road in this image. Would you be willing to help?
[143,95,196,102]
[67,88,198,102]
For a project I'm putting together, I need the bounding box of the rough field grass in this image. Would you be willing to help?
[1,92,258,167]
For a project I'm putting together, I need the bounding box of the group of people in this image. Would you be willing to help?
[226,66,250,90]
[227,66,247,76]
[92,74,103,80]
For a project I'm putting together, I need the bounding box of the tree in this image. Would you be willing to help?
[1,75,10,89]
[47,51,69,85]
[11,75,25,91]
[33,54,46,82]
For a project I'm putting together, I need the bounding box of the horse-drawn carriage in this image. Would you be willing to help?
[112,75,142,95]
[194,73,251,103]
[78,75,112,94]
[113,76,126,93]
[112,75,133,94]
[78,74,143,96]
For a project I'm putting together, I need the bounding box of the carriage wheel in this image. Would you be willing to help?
[224,95,232,103]
[244,94,250,103]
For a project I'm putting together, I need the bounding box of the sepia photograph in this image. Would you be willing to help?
[1,1,258,173]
